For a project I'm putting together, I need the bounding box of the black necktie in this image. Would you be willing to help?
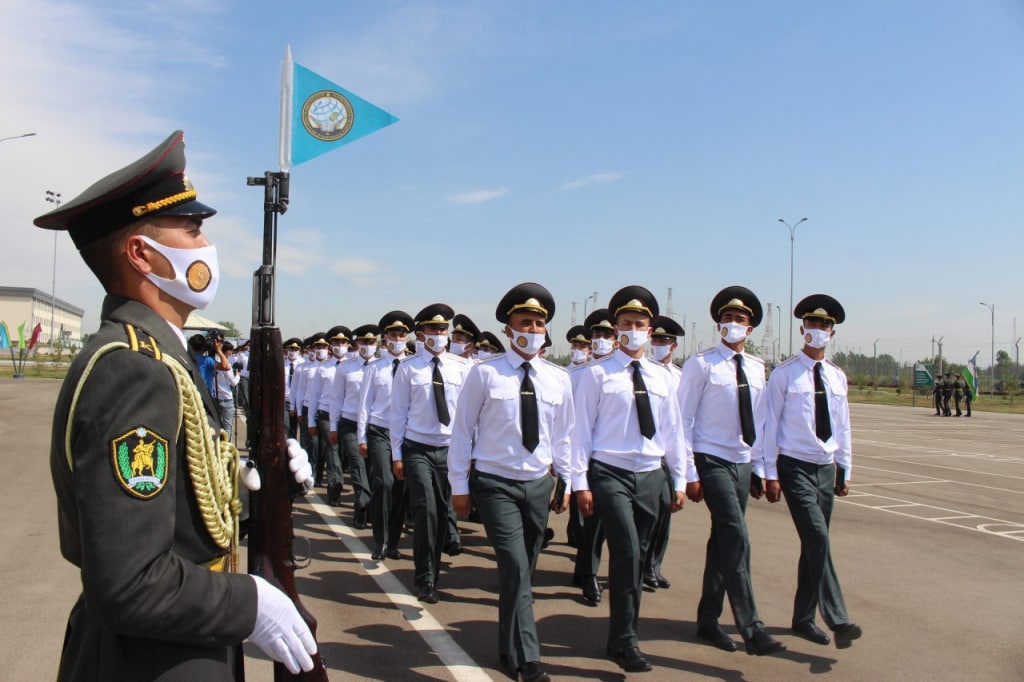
[392,358,400,377]
[431,356,451,426]
[631,360,656,439]
[814,362,833,442]
[288,361,294,386]
[520,361,539,452]
[734,355,756,446]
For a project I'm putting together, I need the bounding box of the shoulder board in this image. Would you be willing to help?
[743,352,765,365]
[447,353,474,366]
[696,347,716,356]
[122,323,162,360]
[477,353,505,364]
[540,357,568,373]
[824,358,843,370]
[777,355,800,367]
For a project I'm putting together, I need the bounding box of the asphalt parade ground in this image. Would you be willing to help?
[4,378,1022,681]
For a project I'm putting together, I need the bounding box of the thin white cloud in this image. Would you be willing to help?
[328,257,395,288]
[560,172,623,190]
[445,187,509,205]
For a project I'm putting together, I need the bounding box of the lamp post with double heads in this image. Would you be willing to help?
[980,302,995,395]
[45,191,62,354]
[778,217,808,356]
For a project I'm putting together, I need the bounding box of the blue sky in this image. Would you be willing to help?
[2,1,1022,366]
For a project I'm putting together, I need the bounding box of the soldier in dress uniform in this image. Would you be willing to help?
[359,311,416,560]
[35,130,317,679]
[283,337,303,438]
[763,294,863,650]
[451,313,481,359]
[564,324,592,548]
[932,374,943,416]
[449,283,574,682]
[962,370,973,417]
[390,304,474,603]
[572,286,696,673]
[330,324,378,525]
[307,325,349,505]
[642,315,684,592]
[475,331,506,359]
[942,373,953,416]
[678,288,785,656]
[572,307,618,603]
[953,373,964,416]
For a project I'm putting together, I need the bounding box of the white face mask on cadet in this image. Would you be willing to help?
[287,350,299,362]
[387,339,407,356]
[592,337,615,356]
[423,333,448,353]
[719,322,749,344]
[803,327,832,349]
[137,235,219,310]
[618,329,649,352]
[651,344,672,362]
[358,343,377,359]
[570,348,590,364]
[509,330,546,357]
[448,341,469,357]
[315,347,329,361]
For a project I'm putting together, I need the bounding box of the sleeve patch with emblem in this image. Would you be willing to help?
[111,427,170,499]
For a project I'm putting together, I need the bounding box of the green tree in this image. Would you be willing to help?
[217,320,241,338]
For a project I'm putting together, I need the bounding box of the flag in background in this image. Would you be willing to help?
[965,356,980,396]
[28,323,43,350]
[279,45,399,171]
[0,322,10,349]
[16,322,26,350]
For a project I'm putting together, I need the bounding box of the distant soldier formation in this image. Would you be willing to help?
[933,371,973,417]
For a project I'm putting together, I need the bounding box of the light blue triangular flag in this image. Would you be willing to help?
[279,46,399,170]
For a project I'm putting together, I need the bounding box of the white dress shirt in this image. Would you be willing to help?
[284,356,303,405]
[291,359,320,412]
[305,358,342,427]
[677,343,766,474]
[571,349,695,493]
[389,351,473,457]
[214,368,239,401]
[329,356,370,426]
[762,352,853,481]
[357,353,407,444]
[448,353,575,496]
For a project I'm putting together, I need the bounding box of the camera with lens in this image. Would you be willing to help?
[205,329,225,345]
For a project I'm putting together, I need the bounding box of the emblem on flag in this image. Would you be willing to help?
[302,90,355,141]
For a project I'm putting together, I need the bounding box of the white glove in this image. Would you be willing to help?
[286,438,314,490]
[240,458,262,491]
[249,575,317,674]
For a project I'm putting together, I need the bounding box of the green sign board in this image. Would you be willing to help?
[914,363,934,388]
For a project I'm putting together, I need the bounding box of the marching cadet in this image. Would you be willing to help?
[475,331,506,360]
[564,324,592,548]
[36,130,317,678]
[390,304,474,603]
[451,313,481,359]
[642,315,684,592]
[329,324,378,526]
[942,373,953,416]
[763,294,862,650]
[306,325,349,505]
[678,288,784,656]
[449,283,574,682]
[359,311,416,560]
[962,370,973,417]
[572,286,696,673]
[932,374,943,416]
[283,337,303,438]
[953,373,964,416]
[294,333,327,485]
[572,307,617,603]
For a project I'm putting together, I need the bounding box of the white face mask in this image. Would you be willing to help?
[423,333,448,354]
[387,338,407,356]
[137,235,219,310]
[719,322,749,344]
[618,329,649,352]
[803,327,832,349]
[474,349,495,360]
[358,343,377,359]
[315,347,329,361]
[570,348,590,364]
[509,330,546,357]
[287,350,299,362]
[592,337,614,356]
[449,341,469,357]
[651,344,672,362]
[331,344,347,357]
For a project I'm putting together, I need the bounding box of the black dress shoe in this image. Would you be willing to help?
[517,661,550,682]
[384,546,403,560]
[371,545,385,561]
[791,621,830,645]
[582,575,601,604]
[417,582,439,604]
[444,540,463,556]
[745,627,785,656]
[610,646,652,673]
[353,508,368,530]
[833,623,862,649]
[642,571,660,589]
[541,527,555,549]
[696,623,738,652]
[654,572,671,589]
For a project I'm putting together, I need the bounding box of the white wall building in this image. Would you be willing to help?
[0,286,85,348]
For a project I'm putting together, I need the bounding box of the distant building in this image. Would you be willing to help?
[0,286,85,348]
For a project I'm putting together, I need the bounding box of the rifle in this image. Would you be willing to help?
[246,170,329,681]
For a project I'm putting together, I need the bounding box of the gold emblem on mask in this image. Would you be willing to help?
[186,261,212,292]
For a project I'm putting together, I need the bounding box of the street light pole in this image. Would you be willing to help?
[778,217,808,356]
[873,338,879,382]
[45,190,62,354]
[980,302,995,395]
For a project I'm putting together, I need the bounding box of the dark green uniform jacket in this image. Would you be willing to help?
[51,296,257,681]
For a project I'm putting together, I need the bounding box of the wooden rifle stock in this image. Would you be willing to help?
[246,171,328,681]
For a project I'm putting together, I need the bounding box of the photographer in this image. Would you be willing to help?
[215,340,240,439]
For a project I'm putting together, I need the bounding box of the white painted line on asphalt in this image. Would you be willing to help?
[854,480,950,486]
[305,495,493,682]
[861,456,1024,481]
[839,493,1024,542]
[873,503,920,509]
